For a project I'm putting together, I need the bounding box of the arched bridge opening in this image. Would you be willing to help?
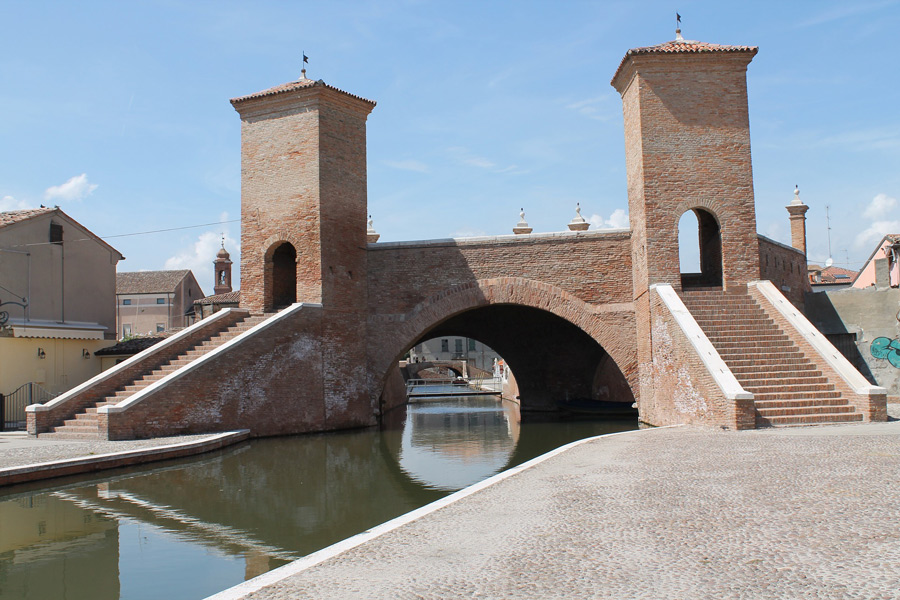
[381,302,634,415]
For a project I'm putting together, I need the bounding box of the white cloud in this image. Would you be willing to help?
[447,146,525,174]
[0,195,31,211]
[863,193,897,219]
[854,219,900,249]
[44,174,98,202]
[854,194,900,249]
[566,94,617,122]
[384,159,429,173]
[164,213,240,296]
[589,208,629,229]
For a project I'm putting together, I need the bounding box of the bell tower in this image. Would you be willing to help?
[213,239,232,295]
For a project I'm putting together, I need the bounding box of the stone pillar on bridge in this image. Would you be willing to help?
[231,71,378,428]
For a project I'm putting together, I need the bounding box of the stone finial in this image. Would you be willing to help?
[568,202,590,231]
[789,185,805,207]
[513,208,532,235]
[366,215,380,243]
[786,185,809,255]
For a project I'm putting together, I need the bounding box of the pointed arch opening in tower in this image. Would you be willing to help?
[679,208,723,288]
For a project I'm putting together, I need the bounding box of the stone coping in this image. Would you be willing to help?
[368,228,630,250]
[0,430,250,487]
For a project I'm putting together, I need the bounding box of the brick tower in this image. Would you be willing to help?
[231,73,377,427]
[611,34,760,295]
[231,74,376,313]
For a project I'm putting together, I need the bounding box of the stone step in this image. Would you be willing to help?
[63,416,99,427]
[756,404,856,417]
[743,382,837,395]
[726,356,810,368]
[734,368,822,380]
[757,412,863,427]
[754,397,851,409]
[752,390,843,401]
[50,424,100,434]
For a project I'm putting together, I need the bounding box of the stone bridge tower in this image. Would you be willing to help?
[612,35,761,400]
[231,73,377,426]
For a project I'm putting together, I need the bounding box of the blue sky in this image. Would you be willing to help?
[2,1,898,295]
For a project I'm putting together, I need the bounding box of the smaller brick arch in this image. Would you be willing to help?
[371,277,637,407]
[264,241,297,310]
[678,204,723,289]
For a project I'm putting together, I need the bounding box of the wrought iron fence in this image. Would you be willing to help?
[1,382,56,431]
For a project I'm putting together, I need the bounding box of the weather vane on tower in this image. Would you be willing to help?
[301,51,309,79]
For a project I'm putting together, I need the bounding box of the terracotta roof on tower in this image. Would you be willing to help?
[0,207,55,229]
[612,39,758,85]
[230,77,376,107]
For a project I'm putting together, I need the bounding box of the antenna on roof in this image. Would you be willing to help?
[825,205,833,268]
[675,12,684,42]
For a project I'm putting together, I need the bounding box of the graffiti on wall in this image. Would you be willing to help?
[871,337,900,368]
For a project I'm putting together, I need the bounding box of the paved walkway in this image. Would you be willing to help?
[214,409,900,600]
[0,432,220,469]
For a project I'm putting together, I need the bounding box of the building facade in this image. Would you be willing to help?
[0,208,123,418]
[408,337,500,372]
[116,270,203,338]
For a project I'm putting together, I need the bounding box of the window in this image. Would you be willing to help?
[123,324,132,337]
[123,299,131,306]
[468,338,476,351]
[455,339,463,354]
[156,298,165,305]
[156,323,165,333]
[441,339,449,352]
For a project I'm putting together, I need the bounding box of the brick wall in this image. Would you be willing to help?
[101,305,373,439]
[757,234,810,307]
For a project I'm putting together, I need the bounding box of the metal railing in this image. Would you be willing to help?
[406,377,502,397]
[2,382,57,431]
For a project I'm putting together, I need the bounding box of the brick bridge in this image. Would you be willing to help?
[29,36,887,439]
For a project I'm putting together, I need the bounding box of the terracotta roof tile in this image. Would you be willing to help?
[612,38,757,85]
[0,207,56,229]
[117,270,193,294]
[230,77,376,107]
[193,290,241,306]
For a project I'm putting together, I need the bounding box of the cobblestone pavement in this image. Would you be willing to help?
[0,432,220,469]
[234,414,900,600]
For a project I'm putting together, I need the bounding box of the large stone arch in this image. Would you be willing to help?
[370,277,637,408]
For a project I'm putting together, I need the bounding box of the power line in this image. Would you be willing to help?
[100,219,240,239]
[9,218,241,249]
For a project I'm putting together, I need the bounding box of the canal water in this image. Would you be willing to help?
[0,396,636,600]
